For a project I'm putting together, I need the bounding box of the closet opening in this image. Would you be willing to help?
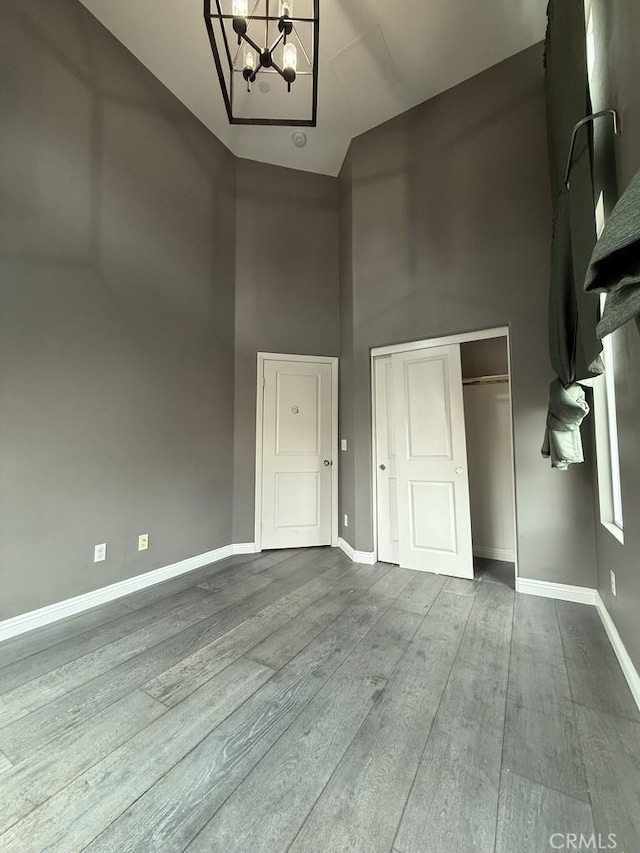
[460,335,516,587]
[371,328,517,585]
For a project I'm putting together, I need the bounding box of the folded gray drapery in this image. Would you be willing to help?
[542,379,590,470]
[584,167,640,338]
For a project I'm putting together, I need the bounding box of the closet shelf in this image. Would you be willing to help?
[462,374,509,386]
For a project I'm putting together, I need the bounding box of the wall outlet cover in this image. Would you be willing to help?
[343,514,349,527]
[94,543,107,563]
[610,570,617,597]
[138,534,149,552]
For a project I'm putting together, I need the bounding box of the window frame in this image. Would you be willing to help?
[592,294,624,543]
[584,1,624,544]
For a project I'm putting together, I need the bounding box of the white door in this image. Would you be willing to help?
[374,357,400,564]
[393,344,474,578]
[261,359,333,549]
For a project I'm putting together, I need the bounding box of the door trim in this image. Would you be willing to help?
[255,352,339,552]
[371,326,510,357]
[370,326,518,579]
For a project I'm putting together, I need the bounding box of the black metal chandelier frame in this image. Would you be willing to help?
[204,0,320,127]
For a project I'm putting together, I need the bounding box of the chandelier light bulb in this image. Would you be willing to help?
[283,43,297,72]
[232,0,248,40]
[244,49,255,70]
[279,1,293,16]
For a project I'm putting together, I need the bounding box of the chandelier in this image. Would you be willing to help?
[204,1,320,126]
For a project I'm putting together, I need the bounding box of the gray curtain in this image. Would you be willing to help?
[545,0,603,385]
[542,0,603,469]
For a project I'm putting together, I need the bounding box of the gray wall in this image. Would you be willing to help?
[339,44,599,588]
[338,156,356,547]
[0,0,236,618]
[589,0,640,671]
[232,159,340,543]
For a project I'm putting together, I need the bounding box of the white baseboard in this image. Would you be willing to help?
[0,542,257,643]
[473,546,516,563]
[515,577,599,606]
[596,594,640,713]
[337,537,376,566]
[233,542,260,555]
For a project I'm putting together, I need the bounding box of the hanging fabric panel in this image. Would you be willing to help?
[542,0,603,469]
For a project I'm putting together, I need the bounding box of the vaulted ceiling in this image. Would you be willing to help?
[78,0,547,175]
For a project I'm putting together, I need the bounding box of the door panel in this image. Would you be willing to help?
[375,357,399,564]
[409,481,457,552]
[405,358,452,459]
[393,345,474,578]
[275,373,321,455]
[261,360,332,549]
[275,473,320,529]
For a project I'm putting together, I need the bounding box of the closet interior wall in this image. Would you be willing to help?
[460,337,516,565]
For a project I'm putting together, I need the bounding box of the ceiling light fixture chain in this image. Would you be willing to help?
[204,0,319,126]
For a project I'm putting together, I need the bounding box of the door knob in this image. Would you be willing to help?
[456,467,464,474]
[379,464,387,471]
[323,459,332,467]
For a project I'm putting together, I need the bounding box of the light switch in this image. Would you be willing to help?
[341,439,348,451]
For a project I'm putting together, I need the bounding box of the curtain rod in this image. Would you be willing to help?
[564,109,622,189]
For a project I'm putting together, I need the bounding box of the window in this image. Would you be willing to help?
[601,323,623,529]
[584,3,625,544]
[592,196,624,543]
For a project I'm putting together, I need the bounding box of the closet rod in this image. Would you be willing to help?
[462,374,509,386]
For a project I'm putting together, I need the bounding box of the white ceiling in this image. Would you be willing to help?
[78,0,547,176]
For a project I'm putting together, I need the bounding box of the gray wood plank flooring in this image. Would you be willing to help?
[86,594,398,852]
[0,602,132,669]
[576,704,640,852]
[557,600,640,722]
[495,770,595,853]
[502,595,590,803]
[0,689,167,835]
[0,549,637,852]
[187,607,423,853]
[0,748,12,774]
[287,591,474,853]
[394,581,514,853]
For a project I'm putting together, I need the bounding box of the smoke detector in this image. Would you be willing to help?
[292,131,307,148]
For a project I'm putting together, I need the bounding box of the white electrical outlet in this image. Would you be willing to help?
[138,533,149,552]
[94,543,107,563]
[341,439,348,451]
[344,514,349,528]
[610,570,617,597]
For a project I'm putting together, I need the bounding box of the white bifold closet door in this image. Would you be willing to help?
[376,344,474,579]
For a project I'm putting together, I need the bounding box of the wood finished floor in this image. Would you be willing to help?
[0,547,638,852]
